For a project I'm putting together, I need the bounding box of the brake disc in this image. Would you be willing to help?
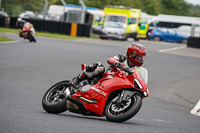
[111,99,131,112]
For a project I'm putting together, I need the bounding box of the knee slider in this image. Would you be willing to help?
[86,63,97,72]
[84,62,105,78]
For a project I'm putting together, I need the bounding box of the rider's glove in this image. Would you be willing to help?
[124,67,134,75]
[114,61,124,69]
[117,54,126,62]
[114,61,133,75]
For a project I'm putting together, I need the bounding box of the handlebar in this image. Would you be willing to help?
[113,62,134,75]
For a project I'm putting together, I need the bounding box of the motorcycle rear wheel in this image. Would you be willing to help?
[42,80,70,114]
[105,93,142,123]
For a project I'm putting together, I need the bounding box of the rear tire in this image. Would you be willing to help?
[134,38,139,41]
[105,93,142,123]
[42,80,70,114]
[121,37,128,41]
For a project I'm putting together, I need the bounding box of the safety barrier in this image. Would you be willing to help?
[0,16,5,27]
[8,17,91,37]
[187,37,200,48]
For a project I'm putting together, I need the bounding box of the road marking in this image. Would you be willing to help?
[158,45,187,53]
[152,119,173,123]
[0,40,20,44]
[135,117,173,123]
[190,99,200,116]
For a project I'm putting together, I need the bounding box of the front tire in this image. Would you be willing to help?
[134,38,139,41]
[100,36,107,40]
[32,34,36,43]
[28,32,36,43]
[105,93,142,123]
[42,80,70,114]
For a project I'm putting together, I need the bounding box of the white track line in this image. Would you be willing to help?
[152,119,173,123]
[135,117,173,123]
[158,45,187,53]
[0,40,20,44]
[190,99,200,116]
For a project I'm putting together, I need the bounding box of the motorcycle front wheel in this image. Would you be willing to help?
[105,93,142,123]
[28,32,36,43]
[42,80,70,114]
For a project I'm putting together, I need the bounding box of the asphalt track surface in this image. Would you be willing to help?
[0,33,200,133]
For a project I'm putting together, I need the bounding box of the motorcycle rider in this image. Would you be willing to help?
[16,17,28,38]
[71,42,146,88]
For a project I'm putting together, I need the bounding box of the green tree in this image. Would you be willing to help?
[2,0,61,16]
[1,0,199,17]
[139,0,162,15]
[161,0,190,15]
[189,4,200,17]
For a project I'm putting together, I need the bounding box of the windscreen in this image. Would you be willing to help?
[130,18,137,24]
[138,67,148,84]
[106,15,127,23]
[104,22,123,28]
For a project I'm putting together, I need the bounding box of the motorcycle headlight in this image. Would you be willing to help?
[134,79,143,89]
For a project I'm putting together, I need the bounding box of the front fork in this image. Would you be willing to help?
[116,90,139,103]
[64,84,79,98]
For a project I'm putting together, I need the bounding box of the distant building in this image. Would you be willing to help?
[48,4,103,25]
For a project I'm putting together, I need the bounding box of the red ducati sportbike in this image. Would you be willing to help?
[19,22,36,43]
[42,64,149,123]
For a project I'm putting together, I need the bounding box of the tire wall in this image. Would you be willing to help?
[0,15,5,27]
[187,37,200,49]
[7,17,91,37]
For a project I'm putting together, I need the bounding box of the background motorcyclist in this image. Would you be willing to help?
[16,17,27,38]
[71,42,146,88]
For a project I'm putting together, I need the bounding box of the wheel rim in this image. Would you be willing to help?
[154,36,160,41]
[108,95,136,116]
[46,84,68,104]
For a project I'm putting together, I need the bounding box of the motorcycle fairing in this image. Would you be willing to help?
[71,67,148,116]
[22,23,32,32]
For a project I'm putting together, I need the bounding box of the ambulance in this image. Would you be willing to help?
[100,5,141,40]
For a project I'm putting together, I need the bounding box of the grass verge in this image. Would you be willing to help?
[0,27,99,40]
[0,36,14,42]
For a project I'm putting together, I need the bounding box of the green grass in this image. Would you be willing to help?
[0,36,14,42]
[0,27,18,34]
[36,32,85,39]
[0,27,99,40]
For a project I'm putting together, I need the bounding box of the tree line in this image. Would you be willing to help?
[2,0,200,17]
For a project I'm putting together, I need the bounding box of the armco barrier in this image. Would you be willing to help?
[187,37,200,48]
[8,17,91,37]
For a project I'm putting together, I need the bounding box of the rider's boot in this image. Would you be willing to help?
[70,71,88,90]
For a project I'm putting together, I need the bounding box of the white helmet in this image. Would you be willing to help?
[17,17,23,22]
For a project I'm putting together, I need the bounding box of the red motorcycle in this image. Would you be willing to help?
[19,22,36,43]
[42,64,149,123]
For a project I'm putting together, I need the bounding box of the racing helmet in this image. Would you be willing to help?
[17,17,23,22]
[126,43,146,67]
